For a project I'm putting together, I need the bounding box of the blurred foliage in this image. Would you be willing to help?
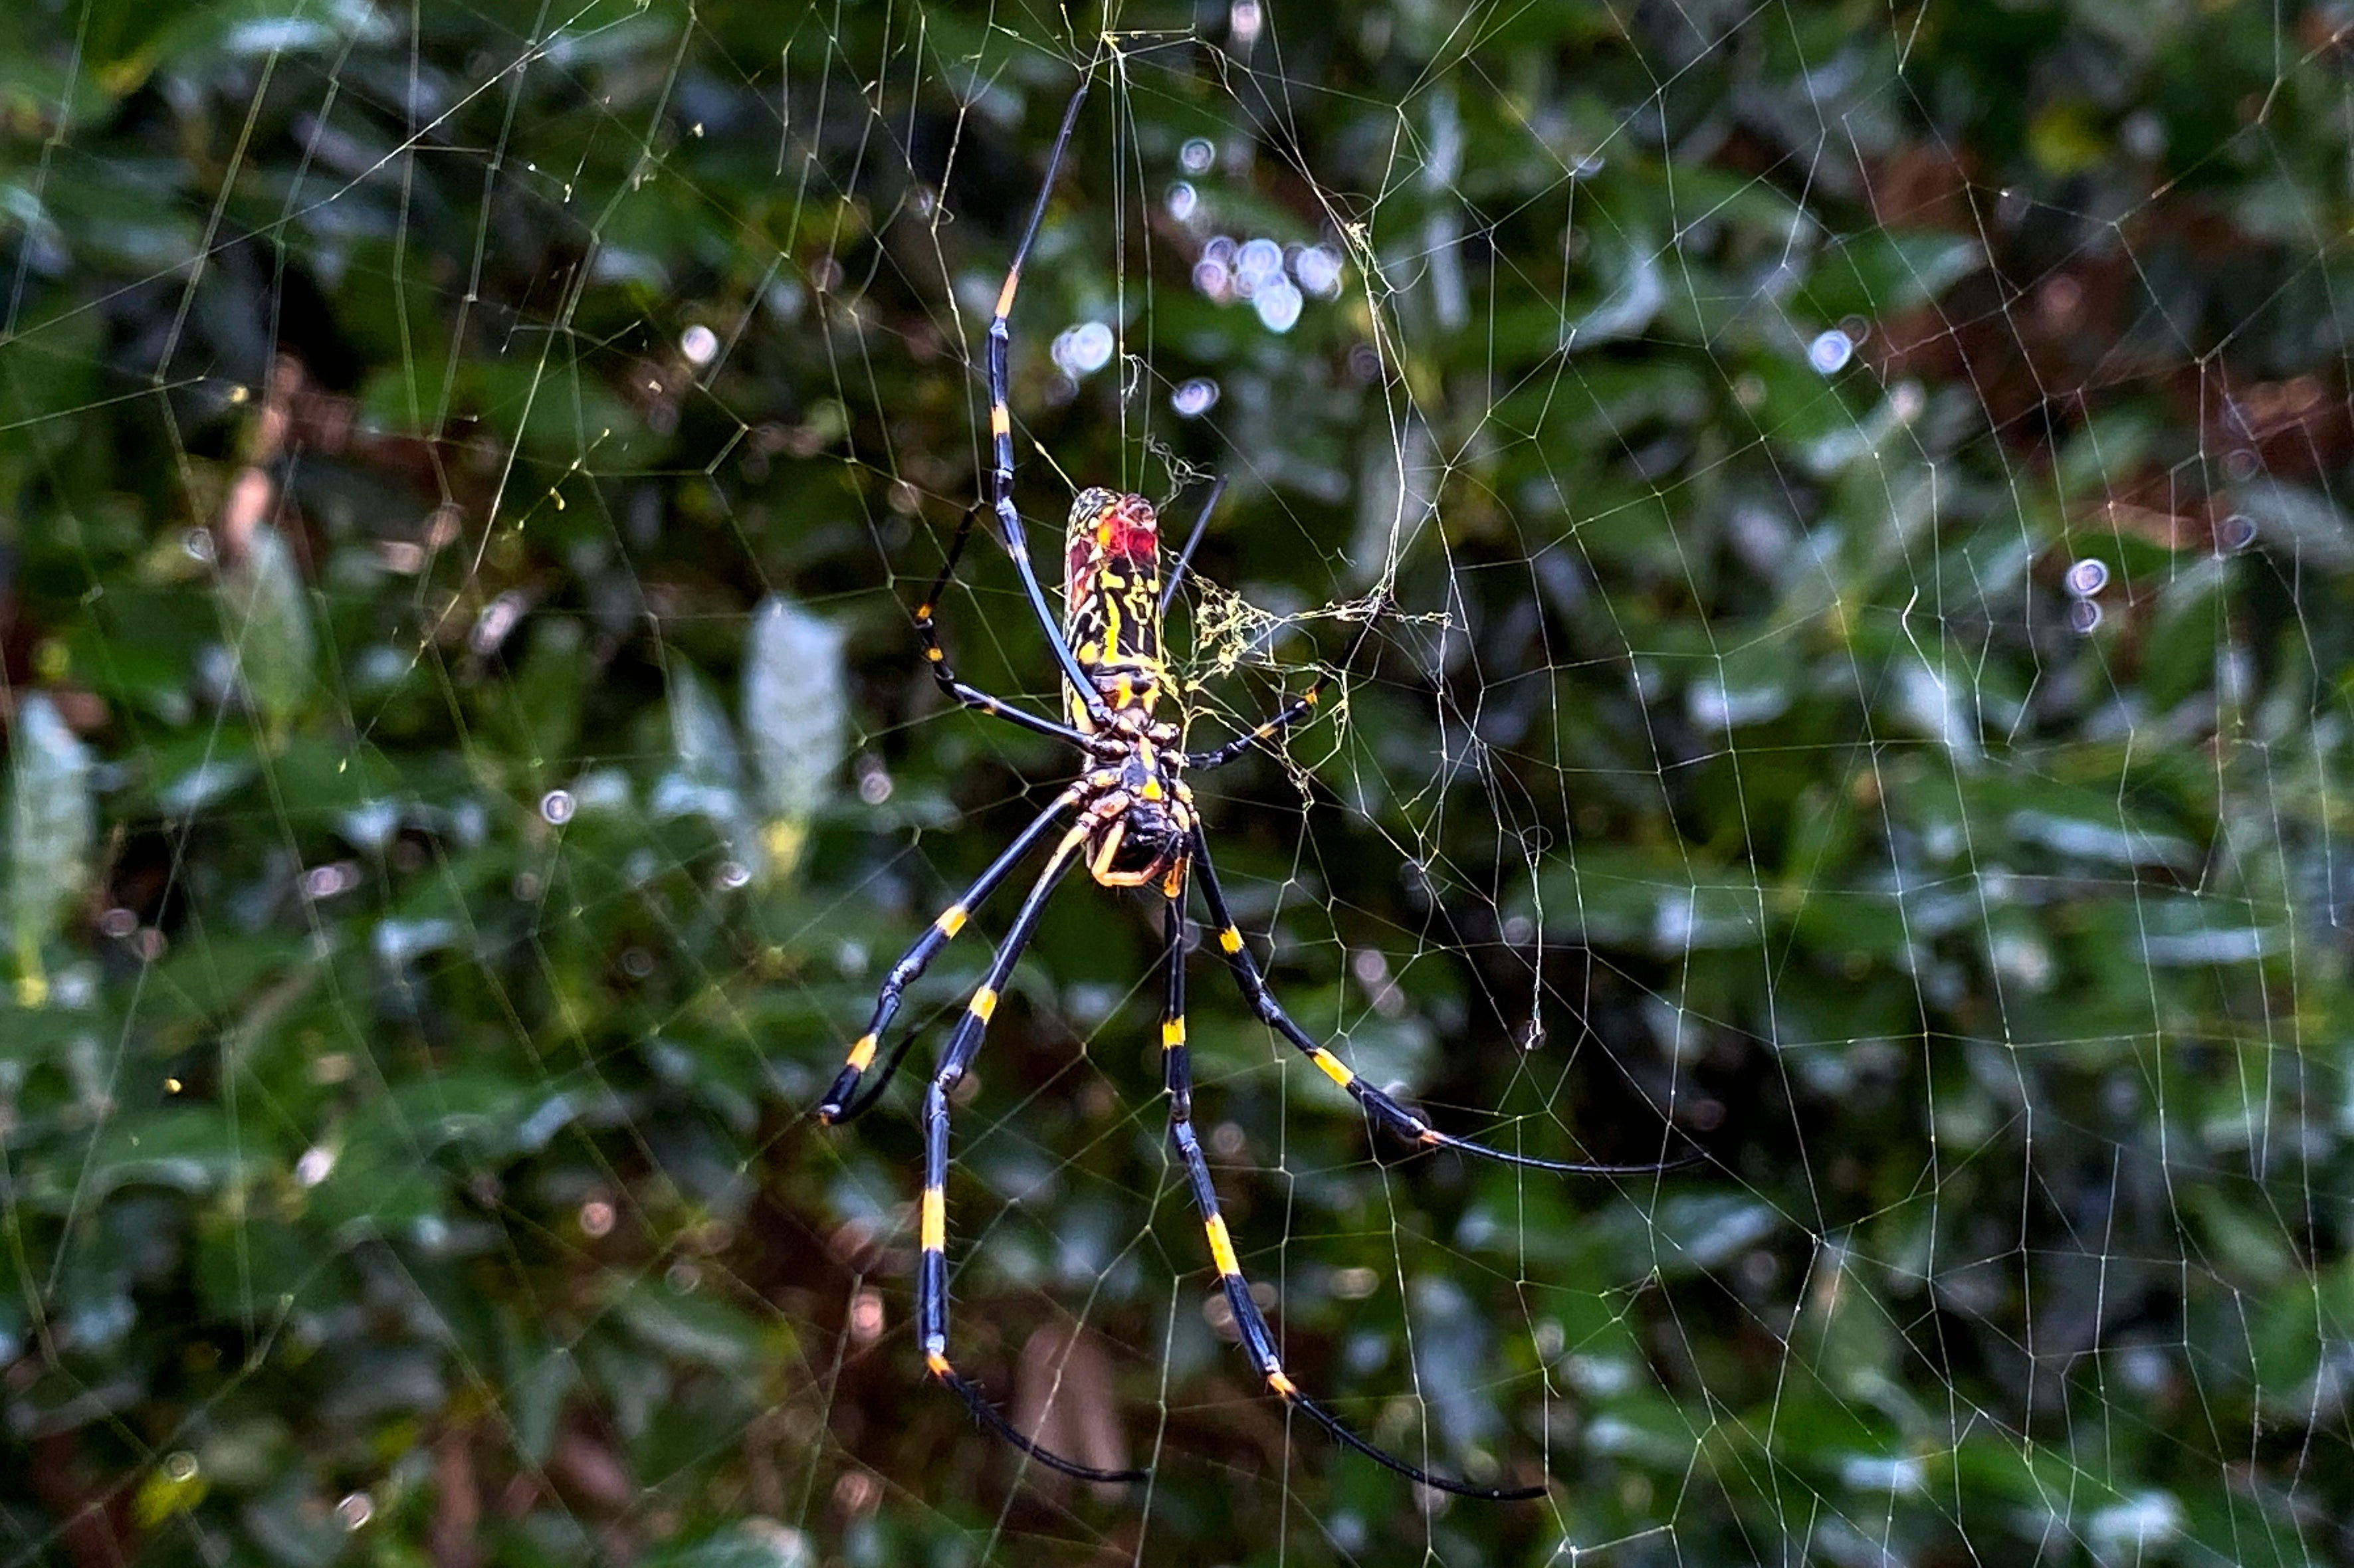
[1,0,2351,1565]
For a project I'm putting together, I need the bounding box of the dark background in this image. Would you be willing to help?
[1,1,2349,1563]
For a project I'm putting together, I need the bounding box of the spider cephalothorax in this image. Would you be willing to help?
[809,74,1693,1503]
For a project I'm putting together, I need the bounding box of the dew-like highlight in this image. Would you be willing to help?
[1254,276,1303,333]
[1293,243,1343,298]
[1235,237,1283,297]
[1172,378,1221,417]
[1051,320,1115,378]
[27,13,2336,1557]
[1808,330,1854,373]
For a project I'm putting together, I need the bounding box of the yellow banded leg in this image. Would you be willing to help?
[905,823,1140,1484]
[1159,970,1542,1500]
[1187,827,1693,1177]
[817,787,1083,1124]
[910,504,1099,750]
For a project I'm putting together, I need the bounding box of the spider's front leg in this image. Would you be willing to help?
[817,783,1087,1125]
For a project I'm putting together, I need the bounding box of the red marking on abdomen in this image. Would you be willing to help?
[1107,520,1158,562]
[1107,496,1159,561]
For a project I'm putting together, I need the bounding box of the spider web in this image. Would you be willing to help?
[2,1,2350,1565]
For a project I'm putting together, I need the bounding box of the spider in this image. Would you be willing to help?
[815,77,1691,1500]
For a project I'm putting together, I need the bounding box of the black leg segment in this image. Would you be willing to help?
[912,505,1101,751]
[980,80,1116,730]
[1182,597,1389,772]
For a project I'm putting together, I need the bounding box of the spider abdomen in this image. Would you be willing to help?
[1064,487,1168,724]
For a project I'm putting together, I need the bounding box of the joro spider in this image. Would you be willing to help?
[815,78,1691,1500]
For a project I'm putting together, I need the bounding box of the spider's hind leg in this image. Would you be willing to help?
[1156,898,1546,1501]
[1186,826,1697,1177]
[1157,473,1227,616]
[977,78,1117,731]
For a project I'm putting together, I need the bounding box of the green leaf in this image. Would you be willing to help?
[742,593,849,881]
[640,1521,815,1568]
[8,692,93,1005]
[603,1277,775,1375]
[216,523,316,740]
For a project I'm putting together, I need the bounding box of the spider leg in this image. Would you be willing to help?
[917,819,1146,1485]
[818,783,1086,1125]
[1158,474,1227,616]
[1188,827,1697,1177]
[983,80,1117,731]
[914,506,1101,751]
[1159,900,1545,1500]
[1182,597,1388,772]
